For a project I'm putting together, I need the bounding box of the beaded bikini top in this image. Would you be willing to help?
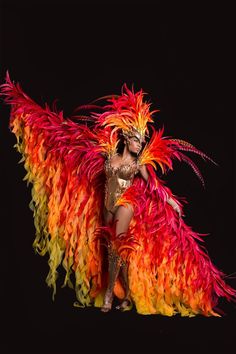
[104,157,139,213]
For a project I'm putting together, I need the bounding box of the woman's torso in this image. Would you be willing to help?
[104,155,139,213]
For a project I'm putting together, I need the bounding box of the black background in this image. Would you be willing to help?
[0,1,235,353]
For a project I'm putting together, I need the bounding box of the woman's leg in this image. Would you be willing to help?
[103,204,134,233]
[114,205,133,310]
[115,262,131,310]
[103,207,114,226]
[101,205,133,312]
[114,204,133,236]
[101,208,116,312]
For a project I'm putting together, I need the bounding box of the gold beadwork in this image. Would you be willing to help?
[104,157,139,213]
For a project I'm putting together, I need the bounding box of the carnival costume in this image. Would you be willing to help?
[1,73,235,317]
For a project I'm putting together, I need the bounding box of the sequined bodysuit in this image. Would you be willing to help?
[104,157,139,214]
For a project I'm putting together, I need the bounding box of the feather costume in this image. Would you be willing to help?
[1,73,235,316]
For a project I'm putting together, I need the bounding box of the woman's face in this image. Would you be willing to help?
[126,136,142,154]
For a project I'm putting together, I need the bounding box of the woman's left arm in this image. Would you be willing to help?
[138,164,149,182]
[167,197,182,218]
[138,163,182,218]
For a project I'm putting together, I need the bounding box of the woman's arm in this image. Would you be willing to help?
[138,164,149,182]
[138,163,182,218]
[167,197,182,218]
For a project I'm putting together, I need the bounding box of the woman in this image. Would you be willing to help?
[1,73,235,316]
[101,131,181,312]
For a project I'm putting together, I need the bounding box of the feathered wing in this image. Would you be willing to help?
[1,73,107,305]
[138,125,217,187]
[68,86,236,315]
[112,125,236,316]
[2,76,235,316]
[115,167,236,316]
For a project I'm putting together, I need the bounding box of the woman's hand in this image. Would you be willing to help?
[167,197,182,218]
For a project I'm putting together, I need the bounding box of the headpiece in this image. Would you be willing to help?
[74,84,160,156]
[122,128,144,144]
[94,84,159,144]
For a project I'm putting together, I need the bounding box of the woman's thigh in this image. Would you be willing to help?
[103,207,115,226]
[114,204,134,236]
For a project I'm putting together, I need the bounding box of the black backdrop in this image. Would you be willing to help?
[0,1,235,353]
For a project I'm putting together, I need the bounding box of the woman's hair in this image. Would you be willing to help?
[116,133,125,154]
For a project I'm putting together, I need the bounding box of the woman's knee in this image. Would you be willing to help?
[115,204,134,222]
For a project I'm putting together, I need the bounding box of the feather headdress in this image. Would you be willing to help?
[91,83,159,144]
[74,84,216,186]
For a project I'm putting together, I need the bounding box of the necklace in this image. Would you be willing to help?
[118,153,134,164]
[109,153,135,170]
